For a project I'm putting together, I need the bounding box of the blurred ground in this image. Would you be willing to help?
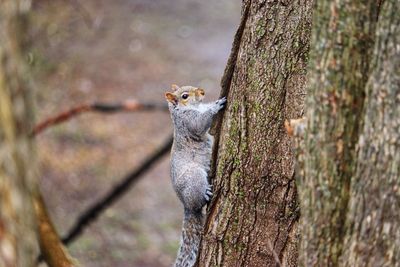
[31,0,240,266]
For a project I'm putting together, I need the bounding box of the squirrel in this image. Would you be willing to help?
[165,84,226,267]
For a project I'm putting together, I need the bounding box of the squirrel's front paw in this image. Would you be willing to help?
[204,185,213,203]
[215,97,227,111]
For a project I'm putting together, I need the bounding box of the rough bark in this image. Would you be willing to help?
[342,1,400,266]
[298,0,384,266]
[197,1,312,266]
[0,1,39,266]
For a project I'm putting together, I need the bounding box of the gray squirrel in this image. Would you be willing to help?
[165,84,226,267]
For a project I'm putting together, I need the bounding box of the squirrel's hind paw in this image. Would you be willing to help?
[204,185,213,203]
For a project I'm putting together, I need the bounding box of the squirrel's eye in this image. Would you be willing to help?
[181,93,189,99]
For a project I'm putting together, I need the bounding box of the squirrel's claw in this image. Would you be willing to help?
[216,97,227,105]
[215,97,227,112]
[204,186,213,203]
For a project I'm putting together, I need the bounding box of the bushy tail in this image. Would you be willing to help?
[174,209,204,267]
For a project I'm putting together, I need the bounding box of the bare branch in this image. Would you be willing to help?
[31,100,168,136]
[32,99,169,258]
[61,135,173,245]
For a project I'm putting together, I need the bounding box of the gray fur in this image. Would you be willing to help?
[166,86,226,267]
[174,211,203,267]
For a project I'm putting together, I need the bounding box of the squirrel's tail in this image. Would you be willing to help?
[174,209,203,267]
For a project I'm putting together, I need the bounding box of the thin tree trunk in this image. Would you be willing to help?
[342,1,400,266]
[0,1,39,266]
[297,0,382,266]
[34,192,75,267]
[197,1,312,266]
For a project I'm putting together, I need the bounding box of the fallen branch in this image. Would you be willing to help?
[62,135,173,245]
[32,100,168,136]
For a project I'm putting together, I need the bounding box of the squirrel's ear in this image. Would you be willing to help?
[196,88,205,96]
[165,92,177,104]
[171,84,180,92]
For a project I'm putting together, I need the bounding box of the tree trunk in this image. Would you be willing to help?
[0,1,39,266]
[297,0,398,266]
[197,1,312,266]
[34,193,75,267]
[342,1,400,266]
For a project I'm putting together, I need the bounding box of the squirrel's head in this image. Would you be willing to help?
[165,84,205,107]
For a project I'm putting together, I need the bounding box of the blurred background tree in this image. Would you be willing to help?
[299,0,380,265]
[343,1,400,264]
[0,0,38,266]
[299,0,400,266]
